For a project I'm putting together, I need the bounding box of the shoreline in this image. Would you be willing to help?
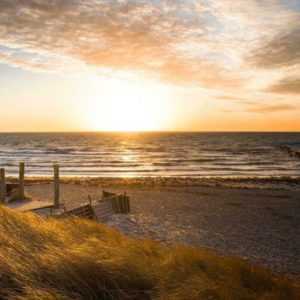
[6,175,300,191]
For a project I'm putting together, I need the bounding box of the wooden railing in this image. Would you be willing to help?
[0,162,61,205]
[0,162,131,223]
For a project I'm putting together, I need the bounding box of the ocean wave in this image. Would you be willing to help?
[0,132,300,177]
[279,145,300,159]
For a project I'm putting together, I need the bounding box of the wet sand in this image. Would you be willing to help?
[22,177,300,278]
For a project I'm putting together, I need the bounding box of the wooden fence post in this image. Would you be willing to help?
[0,168,6,203]
[122,194,126,213]
[124,194,130,213]
[88,195,93,207]
[119,195,124,213]
[112,196,117,213]
[54,164,60,208]
[116,196,121,213]
[19,162,25,200]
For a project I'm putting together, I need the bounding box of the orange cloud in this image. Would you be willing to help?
[247,104,295,113]
[0,0,299,98]
[267,77,300,94]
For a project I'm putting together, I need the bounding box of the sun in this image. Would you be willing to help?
[99,98,154,132]
[85,75,170,132]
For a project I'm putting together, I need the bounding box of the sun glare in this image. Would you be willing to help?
[85,75,171,132]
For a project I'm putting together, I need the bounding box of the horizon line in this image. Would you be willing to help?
[0,130,300,134]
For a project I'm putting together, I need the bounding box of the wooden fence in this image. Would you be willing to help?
[0,163,131,222]
[103,191,130,214]
[62,204,95,220]
[0,162,61,205]
[60,191,131,222]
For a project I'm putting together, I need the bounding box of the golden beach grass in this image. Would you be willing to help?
[0,206,299,300]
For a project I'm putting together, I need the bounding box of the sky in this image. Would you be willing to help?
[0,0,300,132]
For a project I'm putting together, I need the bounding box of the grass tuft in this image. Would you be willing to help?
[0,206,299,300]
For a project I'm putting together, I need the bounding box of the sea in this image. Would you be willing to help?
[0,132,299,178]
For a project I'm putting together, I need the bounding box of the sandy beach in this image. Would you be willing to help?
[19,177,300,279]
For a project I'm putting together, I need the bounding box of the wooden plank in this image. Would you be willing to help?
[111,196,117,213]
[19,162,25,200]
[127,196,131,213]
[124,195,130,213]
[0,168,6,203]
[102,191,117,199]
[93,200,113,222]
[7,200,54,212]
[62,204,95,220]
[53,164,60,208]
[59,190,130,222]
[102,191,131,214]
[120,195,125,213]
[6,183,18,195]
[115,197,119,213]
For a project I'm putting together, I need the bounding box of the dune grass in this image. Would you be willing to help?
[0,206,299,300]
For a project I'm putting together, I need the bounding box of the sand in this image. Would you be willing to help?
[20,177,300,278]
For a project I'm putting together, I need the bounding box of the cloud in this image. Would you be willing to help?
[0,0,223,85]
[0,0,299,97]
[216,95,249,102]
[247,104,295,113]
[267,77,300,94]
[247,8,300,95]
[251,26,300,68]
[216,94,297,114]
